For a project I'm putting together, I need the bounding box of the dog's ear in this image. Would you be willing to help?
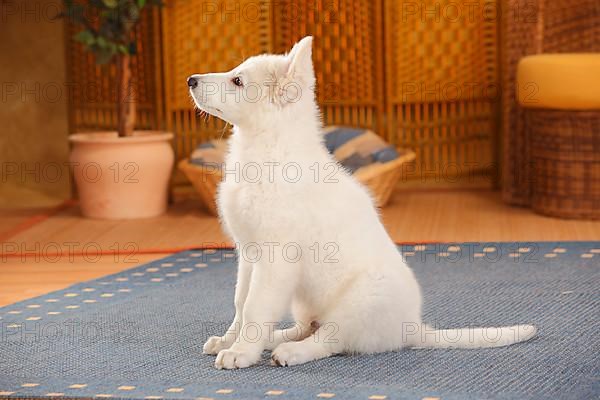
[270,36,315,106]
[286,36,315,84]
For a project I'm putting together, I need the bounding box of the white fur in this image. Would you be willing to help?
[188,37,537,369]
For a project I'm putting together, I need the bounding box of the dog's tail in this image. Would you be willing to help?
[410,324,537,349]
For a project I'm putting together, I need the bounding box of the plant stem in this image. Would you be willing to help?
[117,54,136,137]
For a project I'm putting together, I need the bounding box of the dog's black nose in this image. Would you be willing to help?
[187,76,198,89]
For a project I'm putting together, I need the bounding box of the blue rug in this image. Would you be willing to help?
[1,242,599,400]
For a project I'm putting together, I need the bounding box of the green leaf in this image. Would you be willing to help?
[61,0,163,60]
[96,36,108,48]
[102,0,118,8]
[74,30,95,46]
[128,3,140,21]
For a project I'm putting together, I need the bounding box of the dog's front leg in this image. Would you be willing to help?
[203,259,252,355]
[215,261,298,369]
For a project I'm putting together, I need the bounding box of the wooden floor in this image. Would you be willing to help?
[1,189,599,307]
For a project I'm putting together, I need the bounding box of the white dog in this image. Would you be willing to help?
[187,36,536,370]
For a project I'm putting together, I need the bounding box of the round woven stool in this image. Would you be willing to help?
[517,54,600,219]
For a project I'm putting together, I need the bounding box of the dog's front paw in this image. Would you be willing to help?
[203,336,232,355]
[215,348,260,369]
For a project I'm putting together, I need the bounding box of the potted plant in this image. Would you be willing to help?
[62,0,173,219]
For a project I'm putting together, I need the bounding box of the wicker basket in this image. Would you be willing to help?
[178,160,223,215]
[528,109,600,219]
[354,154,416,206]
[179,149,415,216]
[501,0,600,205]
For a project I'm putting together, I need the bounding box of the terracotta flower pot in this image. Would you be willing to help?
[69,131,174,220]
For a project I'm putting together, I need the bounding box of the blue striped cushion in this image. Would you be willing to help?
[323,126,400,173]
[190,127,399,174]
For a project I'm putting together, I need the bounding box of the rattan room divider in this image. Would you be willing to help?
[272,0,385,134]
[66,0,501,187]
[385,0,500,182]
[161,0,272,162]
[161,0,385,164]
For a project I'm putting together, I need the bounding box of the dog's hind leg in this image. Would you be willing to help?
[271,314,345,367]
[270,325,342,367]
[265,320,318,350]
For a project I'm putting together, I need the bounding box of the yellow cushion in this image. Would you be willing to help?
[516,54,600,110]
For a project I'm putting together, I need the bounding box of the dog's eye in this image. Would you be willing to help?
[232,77,243,87]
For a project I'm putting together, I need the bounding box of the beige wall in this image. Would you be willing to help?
[0,0,71,207]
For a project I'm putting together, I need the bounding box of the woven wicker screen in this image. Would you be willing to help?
[161,0,383,162]
[65,9,163,133]
[162,0,273,164]
[384,0,500,182]
[67,0,504,187]
[271,0,385,133]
